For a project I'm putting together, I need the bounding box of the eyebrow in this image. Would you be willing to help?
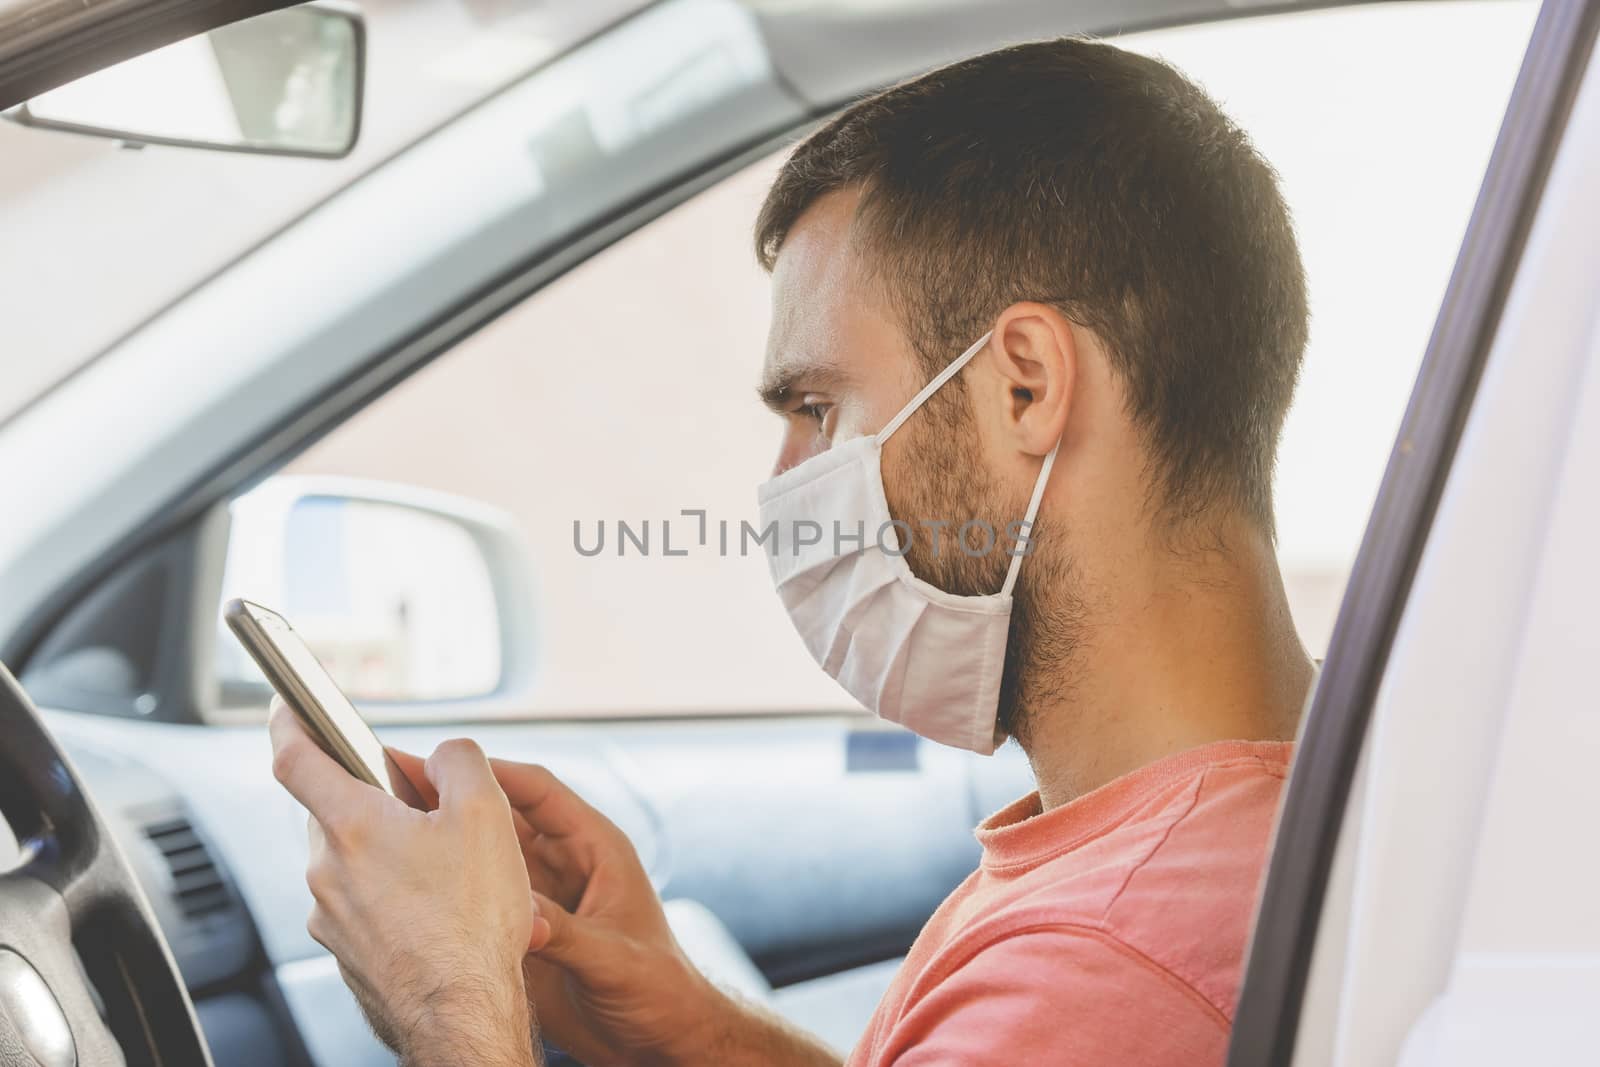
[757,360,852,414]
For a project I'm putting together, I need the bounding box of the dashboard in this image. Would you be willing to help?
[39,707,1035,1064]
[38,737,307,1064]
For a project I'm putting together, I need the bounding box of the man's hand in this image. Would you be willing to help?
[387,749,840,1067]
[268,700,537,1067]
[387,748,713,1066]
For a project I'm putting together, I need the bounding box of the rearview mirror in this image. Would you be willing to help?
[5,4,363,158]
[216,477,537,715]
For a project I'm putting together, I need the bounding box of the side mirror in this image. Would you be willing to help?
[216,477,536,714]
[4,4,364,158]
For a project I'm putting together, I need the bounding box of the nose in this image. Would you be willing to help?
[771,425,828,478]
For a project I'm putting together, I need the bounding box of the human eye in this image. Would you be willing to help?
[795,399,836,438]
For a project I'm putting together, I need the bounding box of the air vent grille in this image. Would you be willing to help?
[143,815,231,920]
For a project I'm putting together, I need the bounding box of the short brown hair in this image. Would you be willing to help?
[756,37,1308,531]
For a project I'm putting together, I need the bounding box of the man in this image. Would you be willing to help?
[268,35,1315,1066]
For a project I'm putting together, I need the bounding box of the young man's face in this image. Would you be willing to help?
[759,188,923,476]
[759,187,1026,600]
[759,188,1085,740]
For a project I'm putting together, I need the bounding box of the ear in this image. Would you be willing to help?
[987,302,1075,458]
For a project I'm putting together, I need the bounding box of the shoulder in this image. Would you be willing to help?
[969,751,1288,1019]
[1095,751,1289,1019]
[861,751,1288,1064]
[871,924,1229,1066]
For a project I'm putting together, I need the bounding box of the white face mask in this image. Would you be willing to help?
[756,332,1060,754]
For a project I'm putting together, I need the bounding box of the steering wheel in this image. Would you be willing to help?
[0,662,211,1066]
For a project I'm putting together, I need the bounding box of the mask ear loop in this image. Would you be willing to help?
[874,329,1060,597]
[1001,439,1060,597]
[875,331,994,445]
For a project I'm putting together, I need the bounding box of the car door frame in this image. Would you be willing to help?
[1227,2,1600,1063]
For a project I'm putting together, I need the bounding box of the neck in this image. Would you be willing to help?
[1017,516,1314,811]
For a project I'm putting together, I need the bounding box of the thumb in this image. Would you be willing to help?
[423,738,502,813]
[528,888,600,967]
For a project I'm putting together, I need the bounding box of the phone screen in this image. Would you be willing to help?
[228,599,422,806]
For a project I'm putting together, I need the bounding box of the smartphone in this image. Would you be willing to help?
[224,598,425,808]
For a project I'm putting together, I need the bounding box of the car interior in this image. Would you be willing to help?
[0,0,1567,1064]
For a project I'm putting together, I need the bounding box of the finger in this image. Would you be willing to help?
[424,738,505,817]
[269,698,369,817]
[306,904,336,953]
[385,747,441,809]
[527,888,599,967]
[490,759,607,839]
[510,812,584,904]
[524,833,587,910]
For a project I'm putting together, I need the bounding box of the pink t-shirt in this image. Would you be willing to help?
[847,740,1291,1066]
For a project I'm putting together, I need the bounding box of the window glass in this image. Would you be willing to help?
[1126,1,1537,649]
[265,1,1537,717]
[0,0,649,423]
